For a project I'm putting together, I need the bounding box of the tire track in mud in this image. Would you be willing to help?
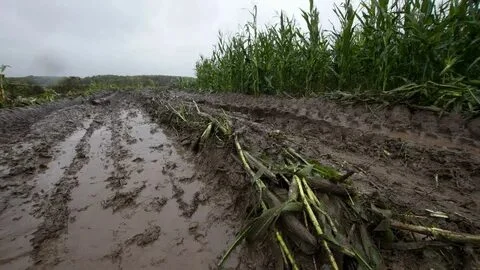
[188,95,480,203]
[26,103,241,269]
[190,96,480,175]
[0,106,96,269]
[30,115,102,267]
[0,94,245,269]
[182,92,480,145]
[198,98,480,153]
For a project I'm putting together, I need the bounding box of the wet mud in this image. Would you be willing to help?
[143,90,480,269]
[1,90,479,269]
[0,95,241,269]
[176,91,480,227]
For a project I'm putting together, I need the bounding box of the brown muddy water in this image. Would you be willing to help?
[0,108,237,270]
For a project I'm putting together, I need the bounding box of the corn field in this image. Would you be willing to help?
[195,0,480,113]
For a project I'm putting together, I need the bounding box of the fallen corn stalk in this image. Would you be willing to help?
[161,100,480,270]
[390,220,480,245]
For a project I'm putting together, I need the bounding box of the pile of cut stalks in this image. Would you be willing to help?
[153,97,480,269]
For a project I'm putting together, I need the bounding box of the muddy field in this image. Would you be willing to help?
[0,90,479,269]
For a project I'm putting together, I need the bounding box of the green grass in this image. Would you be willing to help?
[195,0,480,113]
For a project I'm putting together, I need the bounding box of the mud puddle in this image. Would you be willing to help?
[50,109,236,269]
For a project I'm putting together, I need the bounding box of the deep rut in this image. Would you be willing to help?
[31,115,100,266]
[0,97,240,270]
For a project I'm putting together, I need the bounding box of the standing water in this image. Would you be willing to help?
[51,110,236,269]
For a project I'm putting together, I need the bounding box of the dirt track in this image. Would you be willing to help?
[0,93,248,269]
[0,90,479,269]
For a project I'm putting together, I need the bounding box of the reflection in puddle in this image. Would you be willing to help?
[36,128,86,192]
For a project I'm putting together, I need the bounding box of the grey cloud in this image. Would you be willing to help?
[0,0,343,77]
[30,53,66,76]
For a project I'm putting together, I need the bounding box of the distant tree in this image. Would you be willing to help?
[53,76,85,94]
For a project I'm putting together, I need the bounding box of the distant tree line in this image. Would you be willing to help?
[1,74,182,108]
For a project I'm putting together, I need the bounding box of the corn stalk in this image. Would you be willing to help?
[0,64,11,104]
[195,0,480,113]
[163,101,480,270]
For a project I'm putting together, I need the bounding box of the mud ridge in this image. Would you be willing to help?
[124,225,162,247]
[181,91,480,142]
[102,183,146,212]
[105,110,132,190]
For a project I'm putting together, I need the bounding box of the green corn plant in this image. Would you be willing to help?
[0,64,11,104]
[195,0,480,113]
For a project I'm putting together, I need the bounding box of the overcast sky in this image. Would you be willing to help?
[1,0,343,77]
